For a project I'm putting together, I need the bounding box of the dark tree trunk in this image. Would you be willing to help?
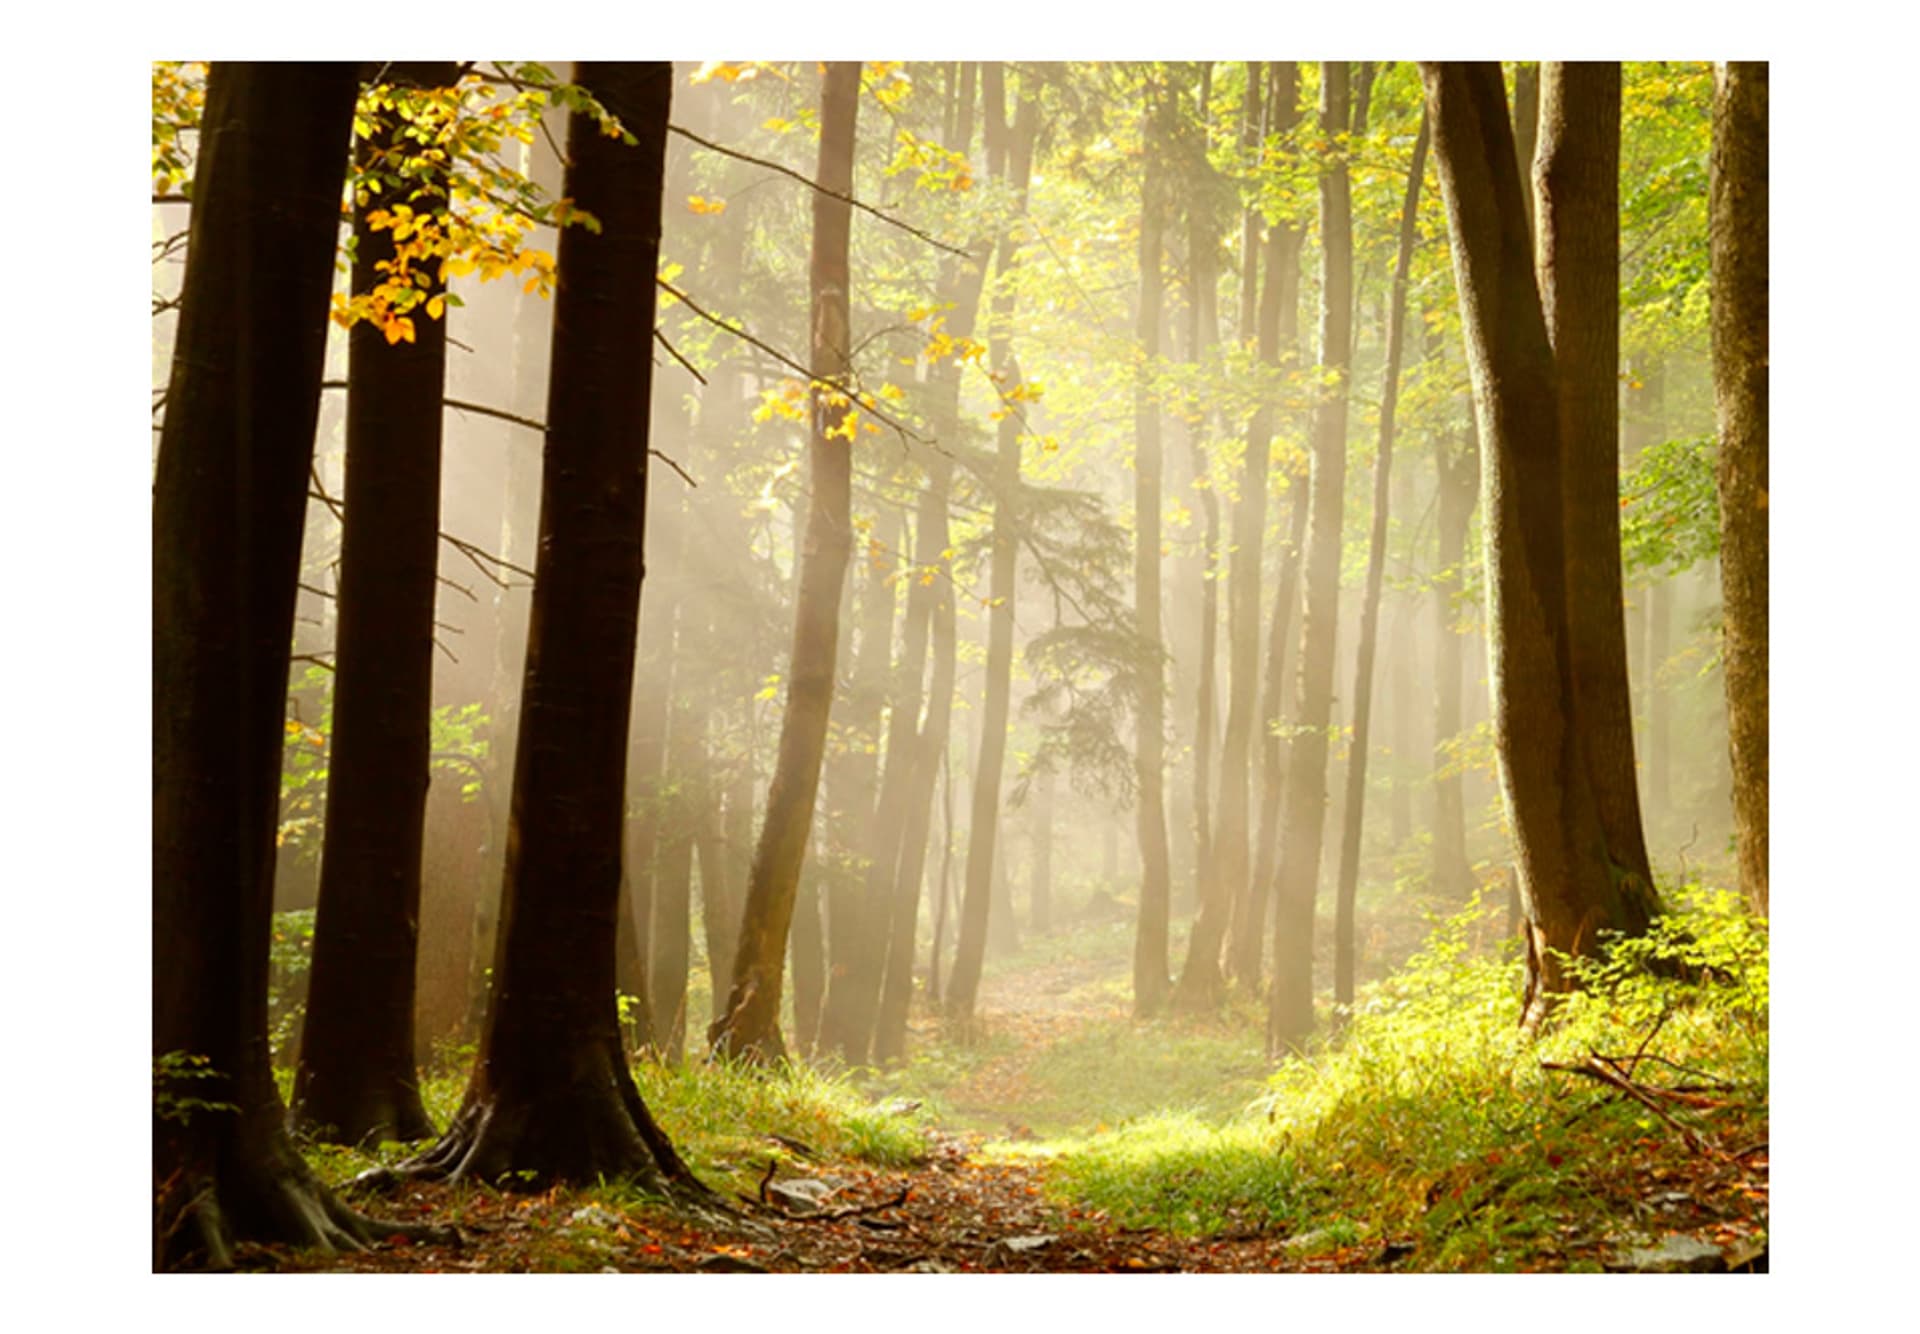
[1711,62,1768,917]
[947,64,1040,1027]
[1332,115,1428,1019]
[1234,61,1305,991]
[711,63,861,1062]
[293,62,458,1147]
[1268,63,1353,1055]
[1419,61,1660,1028]
[1536,62,1655,905]
[397,63,700,1189]
[154,60,374,1269]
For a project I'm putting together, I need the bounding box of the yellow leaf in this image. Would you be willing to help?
[686,195,727,216]
[426,294,446,321]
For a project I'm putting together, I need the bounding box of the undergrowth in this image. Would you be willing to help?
[1012,887,1768,1270]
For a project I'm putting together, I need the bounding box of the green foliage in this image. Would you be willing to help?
[1034,892,1767,1267]
[268,908,316,1063]
[153,1051,239,1125]
[1621,434,1720,577]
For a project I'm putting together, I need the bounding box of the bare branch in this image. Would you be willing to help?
[668,122,969,258]
[655,327,708,384]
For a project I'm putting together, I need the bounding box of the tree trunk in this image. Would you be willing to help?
[873,65,982,1064]
[1333,114,1428,1019]
[1419,61,1660,1028]
[1235,61,1305,991]
[1626,359,1672,818]
[1185,62,1304,1010]
[1711,62,1769,917]
[1536,62,1656,905]
[397,63,701,1189]
[1130,74,1175,1018]
[293,62,457,1147]
[710,63,861,1062]
[154,61,378,1269]
[946,64,1040,1027]
[1268,63,1353,1055]
[1432,405,1480,899]
[818,507,905,1062]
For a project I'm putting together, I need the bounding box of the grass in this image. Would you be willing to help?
[994,888,1769,1269]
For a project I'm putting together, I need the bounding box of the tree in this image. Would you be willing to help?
[1536,62,1656,906]
[398,62,703,1186]
[293,62,460,1147]
[710,61,862,1062]
[1710,62,1768,918]
[154,61,404,1267]
[1130,70,1175,1017]
[1419,61,1661,1028]
[1333,110,1429,1018]
[1237,61,1307,990]
[1268,62,1354,1055]
[945,63,1042,1027]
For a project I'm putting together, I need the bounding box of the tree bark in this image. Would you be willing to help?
[1711,62,1769,918]
[1333,114,1428,1019]
[1419,61,1661,1028]
[1267,63,1352,1055]
[1537,62,1656,905]
[293,62,458,1147]
[710,62,861,1062]
[154,60,371,1269]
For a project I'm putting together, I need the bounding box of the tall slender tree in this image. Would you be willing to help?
[711,62,862,1062]
[398,62,703,1185]
[946,63,1041,1026]
[1333,112,1429,1017]
[154,61,416,1266]
[1710,61,1768,918]
[293,62,460,1147]
[1237,61,1306,990]
[1130,69,1176,1017]
[1268,62,1354,1054]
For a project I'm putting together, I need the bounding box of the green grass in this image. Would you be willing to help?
[1004,888,1769,1269]
[285,1048,931,1199]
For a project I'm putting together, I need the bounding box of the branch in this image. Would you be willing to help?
[667,122,969,258]
[309,466,534,584]
[655,328,708,385]
[290,654,335,672]
[658,278,934,448]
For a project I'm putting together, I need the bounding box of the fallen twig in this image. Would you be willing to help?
[1540,1054,1729,1159]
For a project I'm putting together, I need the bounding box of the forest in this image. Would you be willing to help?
[149,57,1770,1278]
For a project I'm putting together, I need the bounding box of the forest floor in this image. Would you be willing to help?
[260,898,1769,1275]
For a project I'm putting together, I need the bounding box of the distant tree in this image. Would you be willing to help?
[1130,69,1176,1017]
[153,60,385,1267]
[1419,61,1661,1027]
[1269,62,1354,1055]
[293,61,460,1148]
[1333,110,1429,1017]
[1710,62,1768,918]
[711,61,862,1062]
[1431,394,1481,901]
[946,63,1042,1027]
[399,62,704,1185]
[1237,61,1307,991]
